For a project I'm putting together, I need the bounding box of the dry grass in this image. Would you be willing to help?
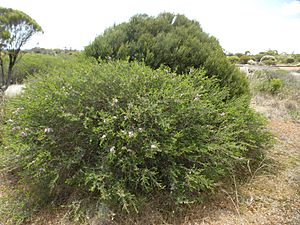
[251,92,300,122]
[250,69,300,122]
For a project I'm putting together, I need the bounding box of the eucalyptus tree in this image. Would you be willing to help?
[0,7,42,85]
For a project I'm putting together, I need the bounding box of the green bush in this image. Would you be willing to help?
[250,70,285,95]
[85,13,249,97]
[269,78,283,94]
[260,55,277,65]
[227,55,240,64]
[1,52,83,84]
[262,59,276,66]
[239,55,252,64]
[254,78,283,95]
[285,57,295,64]
[1,61,269,217]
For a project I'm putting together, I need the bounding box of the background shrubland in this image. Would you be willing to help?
[1,52,82,84]
[250,69,300,121]
[227,49,300,66]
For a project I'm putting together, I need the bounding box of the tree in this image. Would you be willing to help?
[239,55,252,64]
[85,13,249,97]
[244,50,251,56]
[0,7,42,86]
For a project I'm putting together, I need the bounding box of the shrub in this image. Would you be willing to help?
[250,70,287,95]
[1,61,270,218]
[262,59,276,66]
[85,13,249,97]
[260,55,276,65]
[1,52,83,84]
[269,78,283,94]
[239,55,252,64]
[227,55,240,64]
[285,57,295,64]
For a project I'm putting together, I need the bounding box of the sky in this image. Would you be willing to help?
[1,0,300,54]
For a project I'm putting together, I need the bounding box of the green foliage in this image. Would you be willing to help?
[285,57,295,64]
[85,13,249,97]
[263,59,276,66]
[260,55,277,66]
[0,185,40,225]
[7,52,84,83]
[239,55,253,64]
[269,78,283,94]
[227,55,240,64]
[0,6,42,85]
[0,60,270,219]
[0,7,42,48]
[250,70,291,95]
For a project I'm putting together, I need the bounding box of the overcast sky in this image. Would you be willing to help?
[2,0,300,54]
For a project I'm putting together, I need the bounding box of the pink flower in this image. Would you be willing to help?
[21,131,27,137]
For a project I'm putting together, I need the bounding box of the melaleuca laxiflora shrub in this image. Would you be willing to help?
[1,61,269,212]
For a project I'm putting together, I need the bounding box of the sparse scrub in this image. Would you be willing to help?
[0,60,270,224]
[250,69,300,121]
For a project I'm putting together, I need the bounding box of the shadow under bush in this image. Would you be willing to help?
[0,60,271,223]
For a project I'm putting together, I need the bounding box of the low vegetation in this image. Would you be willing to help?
[9,52,83,83]
[227,49,300,66]
[250,69,300,121]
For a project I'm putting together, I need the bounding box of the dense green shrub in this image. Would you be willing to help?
[85,13,249,97]
[260,55,277,65]
[1,52,83,84]
[239,55,252,64]
[285,57,295,64]
[1,61,269,216]
[227,55,240,64]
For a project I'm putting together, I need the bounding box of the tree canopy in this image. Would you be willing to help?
[0,6,42,85]
[85,13,249,97]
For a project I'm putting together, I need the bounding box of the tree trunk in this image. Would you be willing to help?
[0,57,4,86]
[7,52,18,85]
[7,55,13,85]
